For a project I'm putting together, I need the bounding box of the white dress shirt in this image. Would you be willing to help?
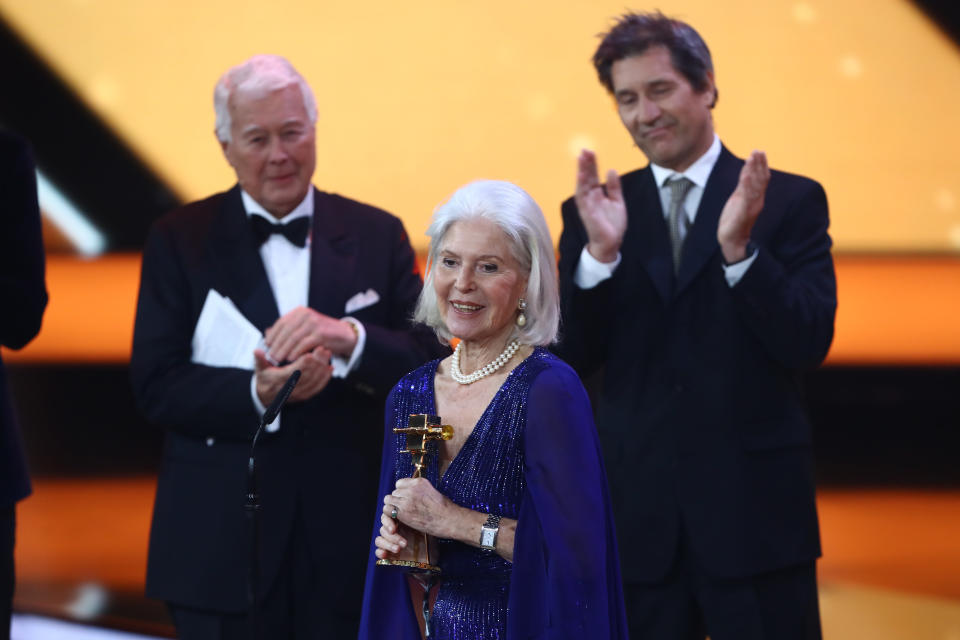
[241,189,367,430]
[574,134,757,289]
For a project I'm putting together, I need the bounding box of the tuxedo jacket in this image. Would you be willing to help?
[0,131,47,509]
[130,185,445,614]
[556,146,837,583]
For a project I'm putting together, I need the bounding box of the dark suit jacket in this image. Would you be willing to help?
[130,185,445,614]
[0,131,47,509]
[557,146,836,583]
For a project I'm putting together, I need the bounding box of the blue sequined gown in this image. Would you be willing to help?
[359,348,628,640]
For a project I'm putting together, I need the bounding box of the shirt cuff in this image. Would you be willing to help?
[574,246,622,289]
[331,317,366,378]
[250,373,280,432]
[722,248,759,287]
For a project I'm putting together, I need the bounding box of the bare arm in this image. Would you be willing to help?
[375,477,517,563]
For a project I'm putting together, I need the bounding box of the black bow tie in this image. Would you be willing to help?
[250,215,310,248]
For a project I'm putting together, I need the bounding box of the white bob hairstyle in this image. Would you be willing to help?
[213,54,317,143]
[414,180,560,346]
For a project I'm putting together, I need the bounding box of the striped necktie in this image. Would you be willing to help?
[666,177,694,274]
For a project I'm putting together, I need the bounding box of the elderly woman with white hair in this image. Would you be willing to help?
[359,180,627,639]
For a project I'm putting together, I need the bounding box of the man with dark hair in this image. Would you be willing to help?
[557,11,835,640]
[131,55,445,638]
[0,130,47,640]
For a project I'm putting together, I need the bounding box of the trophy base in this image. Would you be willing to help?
[376,558,442,574]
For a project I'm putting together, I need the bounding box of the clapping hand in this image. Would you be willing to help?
[717,150,770,263]
[574,150,627,264]
[263,306,357,365]
[253,346,333,406]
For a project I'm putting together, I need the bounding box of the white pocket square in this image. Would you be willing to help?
[345,288,380,314]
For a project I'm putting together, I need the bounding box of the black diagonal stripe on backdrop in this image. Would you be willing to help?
[0,15,181,251]
[912,0,960,45]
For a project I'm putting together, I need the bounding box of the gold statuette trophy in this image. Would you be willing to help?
[377,414,453,573]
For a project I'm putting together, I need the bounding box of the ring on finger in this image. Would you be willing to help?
[390,505,398,519]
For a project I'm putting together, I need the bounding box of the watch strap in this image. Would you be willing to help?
[479,513,501,550]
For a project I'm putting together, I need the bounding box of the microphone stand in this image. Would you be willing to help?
[246,370,300,640]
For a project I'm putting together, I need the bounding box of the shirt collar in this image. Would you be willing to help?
[650,133,721,190]
[241,188,314,224]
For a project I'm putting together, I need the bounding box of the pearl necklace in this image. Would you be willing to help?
[450,339,521,385]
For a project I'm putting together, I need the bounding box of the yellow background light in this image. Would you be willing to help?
[2,0,959,253]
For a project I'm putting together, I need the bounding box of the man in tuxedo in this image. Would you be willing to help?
[130,55,445,639]
[557,13,836,640]
[0,130,48,640]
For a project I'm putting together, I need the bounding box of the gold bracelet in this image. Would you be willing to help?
[344,318,360,337]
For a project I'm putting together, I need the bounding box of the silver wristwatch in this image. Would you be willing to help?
[479,513,501,550]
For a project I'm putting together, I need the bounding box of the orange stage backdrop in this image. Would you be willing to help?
[4,253,959,366]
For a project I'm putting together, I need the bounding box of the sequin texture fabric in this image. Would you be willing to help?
[388,349,553,639]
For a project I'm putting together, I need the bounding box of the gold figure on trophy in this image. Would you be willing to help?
[377,414,453,573]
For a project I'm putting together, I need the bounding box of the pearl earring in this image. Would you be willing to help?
[516,298,527,328]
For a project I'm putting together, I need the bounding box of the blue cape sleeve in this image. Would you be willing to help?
[507,360,629,639]
[358,384,422,640]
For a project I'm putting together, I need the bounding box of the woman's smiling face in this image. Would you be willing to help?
[433,217,528,347]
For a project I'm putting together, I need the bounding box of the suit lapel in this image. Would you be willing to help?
[623,169,674,302]
[675,147,743,297]
[208,186,280,332]
[308,189,357,317]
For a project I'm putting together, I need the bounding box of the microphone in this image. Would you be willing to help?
[247,368,300,629]
[260,369,301,427]
[249,368,301,501]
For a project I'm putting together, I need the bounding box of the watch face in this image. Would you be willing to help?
[481,528,496,548]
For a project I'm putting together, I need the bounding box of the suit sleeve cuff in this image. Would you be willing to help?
[723,247,759,287]
[574,246,621,289]
[251,373,280,432]
[331,317,366,378]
